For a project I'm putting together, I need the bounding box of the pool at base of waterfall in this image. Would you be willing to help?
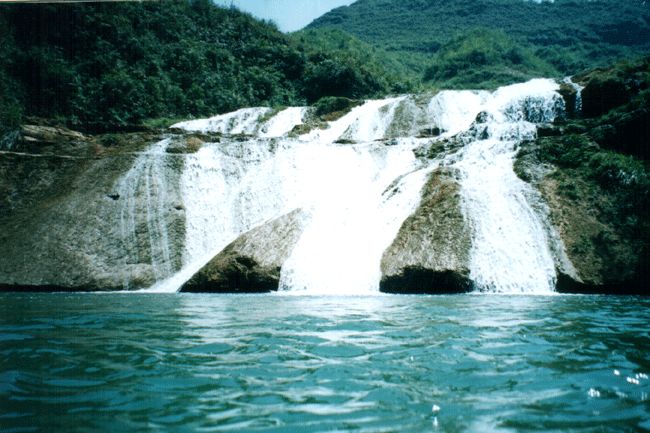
[1,293,648,433]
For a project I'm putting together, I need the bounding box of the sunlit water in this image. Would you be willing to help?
[1,294,649,432]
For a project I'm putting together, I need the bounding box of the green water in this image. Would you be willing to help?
[1,294,649,432]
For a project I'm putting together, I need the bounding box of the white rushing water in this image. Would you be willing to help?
[278,140,428,295]
[453,80,565,293]
[120,78,571,294]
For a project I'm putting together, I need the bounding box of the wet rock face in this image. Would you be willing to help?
[538,175,648,294]
[0,132,185,292]
[181,209,307,293]
[380,169,472,294]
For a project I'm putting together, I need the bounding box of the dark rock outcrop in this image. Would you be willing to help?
[588,102,650,160]
[555,272,647,295]
[537,123,564,137]
[380,168,472,294]
[576,60,646,113]
[580,74,632,118]
[181,209,307,293]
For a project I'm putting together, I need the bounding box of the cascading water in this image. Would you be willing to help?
[563,76,584,115]
[172,107,272,135]
[452,80,565,293]
[116,78,573,294]
[115,138,177,289]
[277,140,427,295]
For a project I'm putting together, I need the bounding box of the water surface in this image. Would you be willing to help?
[1,294,649,432]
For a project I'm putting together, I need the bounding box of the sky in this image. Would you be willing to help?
[212,0,357,32]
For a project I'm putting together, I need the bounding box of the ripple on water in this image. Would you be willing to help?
[0,294,649,433]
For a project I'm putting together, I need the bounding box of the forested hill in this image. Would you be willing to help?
[0,0,400,132]
[2,0,649,133]
[308,0,650,87]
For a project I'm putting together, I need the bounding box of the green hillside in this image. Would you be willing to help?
[308,0,650,87]
[0,0,399,132]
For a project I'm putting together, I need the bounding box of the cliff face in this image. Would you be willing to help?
[0,126,186,291]
[515,59,650,294]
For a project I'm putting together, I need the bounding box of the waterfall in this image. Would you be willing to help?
[277,140,427,295]
[426,90,490,135]
[115,138,178,289]
[451,79,565,293]
[116,78,572,294]
[172,107,272,135]
[563,76,584,115]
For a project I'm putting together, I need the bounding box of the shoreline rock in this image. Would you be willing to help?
[515,135,648,296]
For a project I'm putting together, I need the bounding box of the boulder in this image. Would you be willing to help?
[181,209,307,293]
[380,168,472,294]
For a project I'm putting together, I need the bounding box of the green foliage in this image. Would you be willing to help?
[0,0,397,131]
[535,134,649,212]
[587,152,649,193]
[423,29,556,89]
[292,29,420,96]
[142,117,189,130]
[314,97,357,117]
[309,0,650,87]
[0,14,23,138]
[538,134,595,168]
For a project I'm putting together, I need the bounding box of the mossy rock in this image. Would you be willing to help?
[514,128,649,294]
[313,96,362,121]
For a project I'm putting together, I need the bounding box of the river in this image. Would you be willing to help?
[1,293,648,432]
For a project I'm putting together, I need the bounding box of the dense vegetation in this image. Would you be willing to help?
[0,0,399,132]
[290,29,420,99]
[422,29,556,89]
[309,0,650,88]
